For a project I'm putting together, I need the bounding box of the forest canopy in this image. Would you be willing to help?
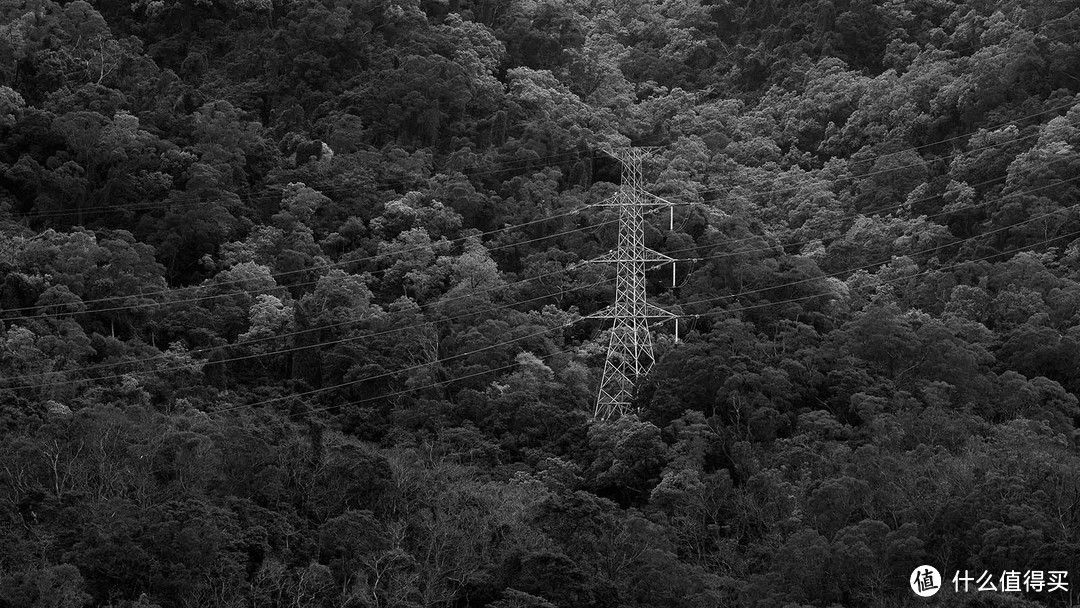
[2,0,1080,606]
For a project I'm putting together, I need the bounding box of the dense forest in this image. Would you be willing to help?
[2,0,1080,606]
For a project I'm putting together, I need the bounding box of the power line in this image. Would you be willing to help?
[4,106,1075,393]
[16,143,610,221]
[659,102,1075,207]
[0,204,605,320]
[673,173,1080,268]
[6,122,1068,323]
[10,188,1074,410]
[7,96,1076,319]
[206,317,579,412]
[210,228,1080,423]
[695,227,1080,321]
[677,190,1080,313]
[18,128,675,221]
[210,344,584,421]
[3,203,669,325]
[14,96,1057,223]
[21,178,1075,402]
[5,163,1077,390]
[0,273,614,392]
[14,93,1076,224]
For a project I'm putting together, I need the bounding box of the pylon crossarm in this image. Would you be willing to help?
[640,191,679,206]
[645,304,678,320]
[587,248,672,265]
[585,307,616,320]
[641,246,674,263]
[589,255,672,265]
[587,308,675,320]
[596,193,672,208]
[586,250,619,264]
[594,192,629,207]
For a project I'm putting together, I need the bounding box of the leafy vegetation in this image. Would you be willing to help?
[2,0,1080,606]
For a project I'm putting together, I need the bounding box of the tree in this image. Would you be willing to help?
[586,416,667,506]
[0,563,93,608]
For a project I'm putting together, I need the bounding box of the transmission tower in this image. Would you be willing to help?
[588,147,679,420]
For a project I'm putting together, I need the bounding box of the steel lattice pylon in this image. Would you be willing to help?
[589,148,676,420]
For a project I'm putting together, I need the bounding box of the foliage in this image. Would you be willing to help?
[1,0,1080,606]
